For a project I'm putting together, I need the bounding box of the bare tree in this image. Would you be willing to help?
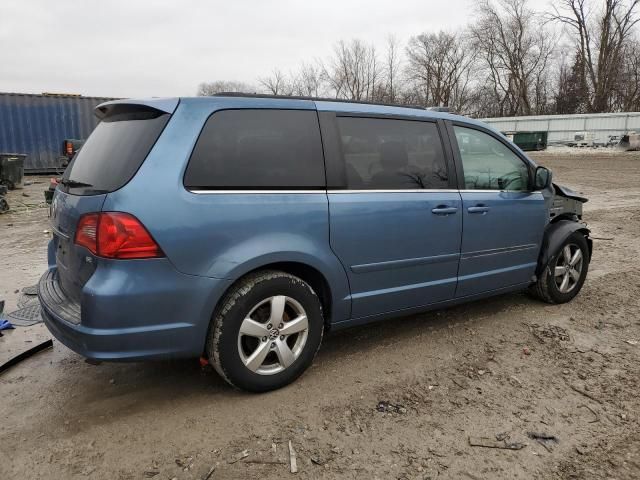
[258,69,294,95]
[383,35,403,103]
[323,39,382,101]
[290,62,325,97]
[551,0,640,112]
[470,0,555,117]
[197,80,254,96]
[405,30,475,111]
[614,38,640,110]
[195,1,640,116]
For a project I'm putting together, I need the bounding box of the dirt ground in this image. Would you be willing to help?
[1,152,639,480]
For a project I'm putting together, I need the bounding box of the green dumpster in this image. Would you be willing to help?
[503,131,548,151]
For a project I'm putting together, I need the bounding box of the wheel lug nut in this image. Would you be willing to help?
[262,336,267,342]
[270,342,276,349]
[278,323,283,329]
[280,335,285,340]
[267,324,272,329]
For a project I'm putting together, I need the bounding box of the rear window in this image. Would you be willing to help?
[184,109,325,189]
[61,106,169,195]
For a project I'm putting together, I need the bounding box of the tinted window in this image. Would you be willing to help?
[336,117,449,190]
[184,110,325,189]
[454,126,530,191]
[62,107,169,195]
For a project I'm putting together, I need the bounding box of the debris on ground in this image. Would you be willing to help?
[244,459,286,465]
[175,456,194,471]
[228,449,250,464]
[569,383,603,404]
[0,318,14,331]
[625,339,638,346]
[376,400,407,414]
[4,303,42,326]
[529,323,570,343]
[578,404,600,423]
[468,435,526,450]
[201,465,215,480]
[21,285,38,295]
[288,441,298,474]
[527,432,559,452]
[509,375,523,388]
[0,339,53,375]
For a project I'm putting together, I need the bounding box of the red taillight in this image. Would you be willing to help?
[75,213,99,253]
[74,212,163,259]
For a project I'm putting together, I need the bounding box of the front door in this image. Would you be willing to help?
[326,116,462,318]
[450,125,548,297]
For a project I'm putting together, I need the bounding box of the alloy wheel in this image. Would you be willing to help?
[554,243,583,294]
[237,295,309,375]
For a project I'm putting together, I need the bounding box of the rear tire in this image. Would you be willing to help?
[206,270,324,392]
[530,232,590,304]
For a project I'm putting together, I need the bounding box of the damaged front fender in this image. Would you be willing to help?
[536,219,592,277]
[549,183,588,221]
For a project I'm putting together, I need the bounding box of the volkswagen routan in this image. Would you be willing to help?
[40,94,592,392]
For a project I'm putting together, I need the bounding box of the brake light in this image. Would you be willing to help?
[74,212,163,259]
[75,213,99,252]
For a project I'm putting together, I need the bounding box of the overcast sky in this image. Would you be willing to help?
[1,0,475,98]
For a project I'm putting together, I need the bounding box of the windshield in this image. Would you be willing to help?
[61,107,169,195]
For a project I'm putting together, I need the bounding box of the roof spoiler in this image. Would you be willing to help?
[95,98,179,119]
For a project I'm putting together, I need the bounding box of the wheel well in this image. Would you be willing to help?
[537,220,592,275]
[223,262,333,330]
[550,213,580,224]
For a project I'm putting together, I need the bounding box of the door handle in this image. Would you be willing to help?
[468,206,490,214]
[431,206,458,215]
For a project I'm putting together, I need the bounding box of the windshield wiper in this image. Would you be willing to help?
[60,179,94,188]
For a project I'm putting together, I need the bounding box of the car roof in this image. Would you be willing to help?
[96,95,494,132]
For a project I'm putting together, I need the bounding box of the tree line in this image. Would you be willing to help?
[197,0,640,118]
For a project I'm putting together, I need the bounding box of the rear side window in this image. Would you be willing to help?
[336,117,449,190]
[62,106,169,195]
[184,109,325,189]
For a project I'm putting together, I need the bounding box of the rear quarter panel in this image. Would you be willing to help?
[101,98,351,324]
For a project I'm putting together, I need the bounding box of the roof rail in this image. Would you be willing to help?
[212,92,427,110]
[426,106,452,113]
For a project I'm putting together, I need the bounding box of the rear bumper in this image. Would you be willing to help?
[38,263,230,361]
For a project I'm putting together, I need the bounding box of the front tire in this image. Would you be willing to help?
[206,270,324,392]
[530,232,590,304]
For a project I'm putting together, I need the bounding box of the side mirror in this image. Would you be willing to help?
[533,166,552,190]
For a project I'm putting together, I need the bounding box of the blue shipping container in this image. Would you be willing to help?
[0,92,117,172]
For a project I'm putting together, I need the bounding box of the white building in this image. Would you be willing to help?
[482,112,640,145]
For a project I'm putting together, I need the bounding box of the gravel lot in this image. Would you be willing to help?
[1,152,639,479]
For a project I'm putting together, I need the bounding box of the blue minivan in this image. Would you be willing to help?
[39,95,591,392]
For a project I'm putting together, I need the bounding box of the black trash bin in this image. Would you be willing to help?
[0,153,26,189]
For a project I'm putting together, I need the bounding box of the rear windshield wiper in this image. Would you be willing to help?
[60,179,94,188]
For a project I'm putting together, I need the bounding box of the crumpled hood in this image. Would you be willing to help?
[553,183,588,203]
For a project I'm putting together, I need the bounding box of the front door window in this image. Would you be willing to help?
[453,126,529,191]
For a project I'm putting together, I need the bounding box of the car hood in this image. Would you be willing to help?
[554,183,588,203]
